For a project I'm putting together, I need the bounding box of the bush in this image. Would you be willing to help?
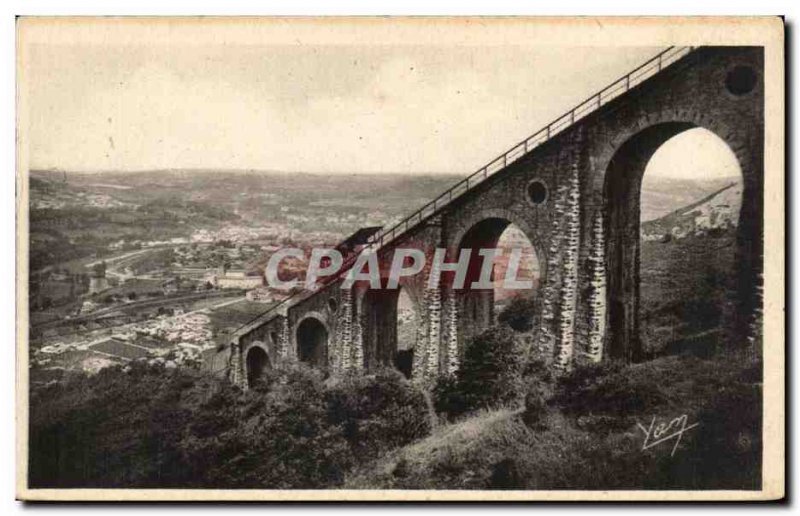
[659,382,762,489]
[180,364,352,489]
[431,373,469,420]
[497,295,537,332]
[29,362,433,489]
[562,379,763,490]
[521,358,554,397]
[29,362,207,487]
[521,385,548,429]
[346,353,764,491]
[324,368,432,458]
[433,326,525,420]
[551,360,671,430]
[487,457,525,489]
[392,457,410,479]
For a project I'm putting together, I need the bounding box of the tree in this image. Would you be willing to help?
[433,326,524,419]
[497,295,537,332]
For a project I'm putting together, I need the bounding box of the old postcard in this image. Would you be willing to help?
[15,16,785,501]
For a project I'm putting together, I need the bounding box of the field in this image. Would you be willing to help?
[207,299,276,341]
[29,170,734,271]
[90,340,151,360]
[639,227,737,355]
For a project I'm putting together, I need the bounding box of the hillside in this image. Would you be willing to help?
[639,180,741,355]
[27,174,758,491]
[642,180,742,241]
[28,169,737,272]
[639,176,739,223]
[345,351,761,490]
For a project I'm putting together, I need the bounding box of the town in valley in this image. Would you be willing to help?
[29,167,742,387]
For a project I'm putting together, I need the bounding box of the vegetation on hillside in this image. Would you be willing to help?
[30,290,762,490]
[347,352,762,490]
[640,229,738,355]
[29,364,431,488]
[27,172,759,491]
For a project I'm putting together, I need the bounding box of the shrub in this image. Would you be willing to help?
[519,359,555,429]
[431,373,470,420]
[487,457,525,489]
[659,381,762,489]
[521,385,548,429]
[497,295,537,332]
[392,457,410,479]
[29,363,349,488]
[521,358,554,396]
[29,362,206,487]
[551,361,671,428]
[324,368,432,458]
[433,326,525,420]
[29,362,436,489]
[180,364,352,489]
[347,354,764,491]
[562,379,763,490]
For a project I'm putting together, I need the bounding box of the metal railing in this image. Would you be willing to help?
[363,45,696,251]
[225,45,697,339]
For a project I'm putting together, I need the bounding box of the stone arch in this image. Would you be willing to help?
[244,342,271,388]
[448,208,545,348]
[360,287,399,371]
[359,283,421,374]
[597,118,751,362]
[448,206,545,258]
[394,286,420,378]
[591,107,751,194]
[294,313,330,367]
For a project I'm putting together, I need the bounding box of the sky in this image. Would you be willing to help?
[644,127,741,180]
[22,25,739,179]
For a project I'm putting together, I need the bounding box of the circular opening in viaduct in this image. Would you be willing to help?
[328,297,338,313]
[725,65,757,96]
[526,180,548,205]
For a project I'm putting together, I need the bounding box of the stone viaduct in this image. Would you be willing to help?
[212,46,764,388]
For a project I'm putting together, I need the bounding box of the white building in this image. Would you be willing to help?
[206,267,264,289]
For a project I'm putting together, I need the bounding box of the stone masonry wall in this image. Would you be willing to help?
[586,209,607,362]
[224,47,764,384]
[552,130,584,371]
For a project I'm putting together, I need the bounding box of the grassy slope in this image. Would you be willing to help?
[639,230,737,355]
[346,349,761,490]
[348,221,757,490]
[641,181,738,236]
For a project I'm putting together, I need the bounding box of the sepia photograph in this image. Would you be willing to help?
[14,16,785,501]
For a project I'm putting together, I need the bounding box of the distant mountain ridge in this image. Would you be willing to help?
[30,168,742,243]
[642,181,741,241]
